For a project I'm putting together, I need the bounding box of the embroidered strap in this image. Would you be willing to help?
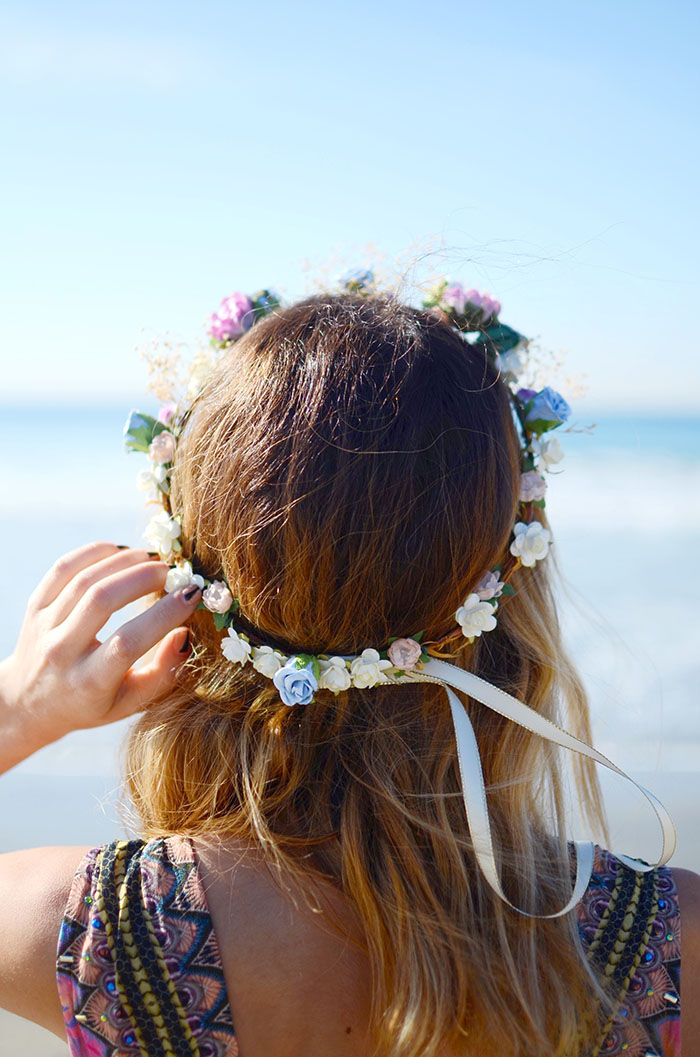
[94,840,200,1057]
[403,658,677,919]
[586,867,660,1056]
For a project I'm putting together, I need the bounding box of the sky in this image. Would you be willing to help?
[1,0,699,410]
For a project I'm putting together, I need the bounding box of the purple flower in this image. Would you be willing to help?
[207,292,255,343]
[273,659,318,707]
[519,470,547,502]
[474,571,505,600]
[517,388,538,402]
[443,283,467,313]
[525,387,571,429]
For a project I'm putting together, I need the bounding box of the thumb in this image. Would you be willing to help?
[108,627,191,723]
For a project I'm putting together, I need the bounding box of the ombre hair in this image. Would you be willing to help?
[126,294,610,1056]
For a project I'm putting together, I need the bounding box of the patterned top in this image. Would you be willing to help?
[56,839,681,1057]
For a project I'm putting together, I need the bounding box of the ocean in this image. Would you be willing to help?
[0,403,699,1054]
[0,405,699,853]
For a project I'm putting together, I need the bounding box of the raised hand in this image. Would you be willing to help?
[0,541,201,773]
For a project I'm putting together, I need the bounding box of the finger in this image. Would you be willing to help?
[104,628,192,724]
[28,542,128,610]
[47,548,161,627]
[85,585,202,688]
[59,561,172,650]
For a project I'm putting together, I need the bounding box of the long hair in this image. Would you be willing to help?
[126,294,609,1056]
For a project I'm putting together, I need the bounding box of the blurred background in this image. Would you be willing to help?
[1,0,698,1051]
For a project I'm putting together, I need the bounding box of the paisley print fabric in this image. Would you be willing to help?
[56,840,681,1056]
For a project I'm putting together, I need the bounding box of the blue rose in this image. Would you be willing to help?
[273,659,319,707]
[524,387,571,430]
[337,267,375,294]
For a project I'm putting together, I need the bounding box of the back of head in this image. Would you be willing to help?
[127,293,605,1057]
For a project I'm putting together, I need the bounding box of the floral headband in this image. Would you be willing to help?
[124,273,571,708]
[123,273,676,921]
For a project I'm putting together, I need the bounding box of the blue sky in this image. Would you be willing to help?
[2,0,699,409]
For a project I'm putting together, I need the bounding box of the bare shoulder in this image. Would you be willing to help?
[0,845,91,1036]
[672,867,700,1057]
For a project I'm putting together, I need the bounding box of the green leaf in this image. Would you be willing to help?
[123,410,167,454]
[213,612,231,632]
[500,583,515,596]
[413,630,425,643]
[478,324,523,354]
[525,417,565,436]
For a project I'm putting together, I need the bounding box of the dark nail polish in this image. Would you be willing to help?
[182,585,201,603]
[148,553,162,560]
[117,544,130,550]
[178,631,190,654]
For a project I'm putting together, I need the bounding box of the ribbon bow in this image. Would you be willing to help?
[403,658,676,918]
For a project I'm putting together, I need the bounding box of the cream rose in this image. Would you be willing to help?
[202,580,234,614]
[221,629,252,667]
[251,645,284,678]
[455,594,498,639]
[164,562,205,594]
[350,648,393,689]
[319,656,352,693]
[509,521,552,567]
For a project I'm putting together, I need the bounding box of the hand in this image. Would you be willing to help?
[0,542,202,772]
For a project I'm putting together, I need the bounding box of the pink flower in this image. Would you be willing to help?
[519,471,547,502]
[443,283,467,314]
[464,289,500,320]
[202,580,234,614]
[479,294,501,320]
[149,430,177,464]
[474,571,505,600]
[387,637,423,671]
[157,403,176,425]
[207,292,254,342]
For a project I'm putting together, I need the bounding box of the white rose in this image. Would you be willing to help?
[319,656,352,693]
[202,580,234,614]
[221,629,252,667]
[349,648,393,689]
[531,435,564,470]
[164,562,205,594]
[251,645,285,678]
[137,464,169,500]
[510,521,552,567]
[143,510,181,559]
[455,594,498,639]
[148,430,177,464]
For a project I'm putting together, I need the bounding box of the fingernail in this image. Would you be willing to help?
[178,631,190,654]
[182,585,201,603]
[148,553,162,561]
[117,544,130,550]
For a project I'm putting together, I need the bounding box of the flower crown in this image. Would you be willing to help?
[124,273,572,708]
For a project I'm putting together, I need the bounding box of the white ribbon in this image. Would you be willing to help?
[402,657,676,918]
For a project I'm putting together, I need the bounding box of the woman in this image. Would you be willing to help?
[0,289,697,1057]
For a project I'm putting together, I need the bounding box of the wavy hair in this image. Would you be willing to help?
[126,294,610,1056]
